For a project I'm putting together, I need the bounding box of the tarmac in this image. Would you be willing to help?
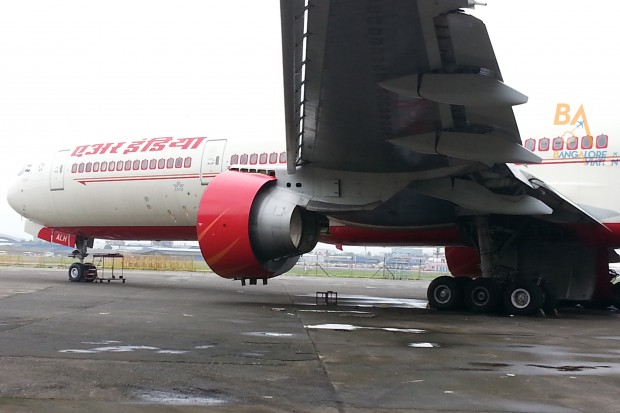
[0,267,619,413]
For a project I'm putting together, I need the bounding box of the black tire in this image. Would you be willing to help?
[68,263,84,282]
[502,280,545,316]
[427,276,462,310]
[465,278,501,313]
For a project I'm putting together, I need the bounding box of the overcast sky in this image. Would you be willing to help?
[1,1,618,240]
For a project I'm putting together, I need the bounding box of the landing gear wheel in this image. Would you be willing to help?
[503,281,545,316]
[427,276,462,310]
[68,263,84,282]
[465,278,501,313]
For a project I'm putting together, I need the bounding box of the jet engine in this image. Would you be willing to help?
[196,170,321,280]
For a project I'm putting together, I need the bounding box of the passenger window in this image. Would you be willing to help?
[524,139,535,151]
[538,138,550,151]
[581,136,593,149]
[552,137,563,151]
[596,134,608,149]
[566,136,578,150]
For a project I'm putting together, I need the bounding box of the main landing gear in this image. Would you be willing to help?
[427,276,557,316]
[427,216,559,316]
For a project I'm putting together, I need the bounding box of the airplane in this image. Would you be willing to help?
[7,0,620,316]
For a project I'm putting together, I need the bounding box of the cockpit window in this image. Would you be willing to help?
[18,164,32,176]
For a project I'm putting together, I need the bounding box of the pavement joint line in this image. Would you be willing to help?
[281,281,347,413]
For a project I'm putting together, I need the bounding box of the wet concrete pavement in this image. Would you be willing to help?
[0,267,619,412]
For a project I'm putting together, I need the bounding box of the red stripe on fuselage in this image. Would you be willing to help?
[48,226,197,241]
[44,223,620,248]
[534,157,620,165]
[74,173,213,185]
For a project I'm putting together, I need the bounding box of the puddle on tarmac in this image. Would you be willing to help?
[60,342,191,355]
[298,309,377,318]
[242,332,294,337]
[300,294,427,309]
[81,340,121,345]
[465,358,620,376]
[241,352,265,357]
[471,362,513,368]
[137,390,228,406]
[305,323,425,333]
[409,342,439,348]
[61,345,159,354]
[298,309,373,314]
[527,364,612,372]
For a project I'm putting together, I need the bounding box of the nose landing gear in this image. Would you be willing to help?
[68,236,96,282]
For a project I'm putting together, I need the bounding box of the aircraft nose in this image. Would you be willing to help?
[7,175,26,217]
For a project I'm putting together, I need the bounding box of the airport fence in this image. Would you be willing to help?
[0,253,447,280]
[0,254,210,272]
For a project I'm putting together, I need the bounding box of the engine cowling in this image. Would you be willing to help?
[197,170,320,279]
[445,246,481,277]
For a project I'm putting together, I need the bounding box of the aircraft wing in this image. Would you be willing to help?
[280,0,609,232]
[281,0,534,175]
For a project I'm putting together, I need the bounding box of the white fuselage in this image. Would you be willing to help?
[8,137,287,239]
[524,135,620,224]
[7,128,620,243]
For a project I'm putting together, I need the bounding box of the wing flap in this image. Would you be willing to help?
[391,131,541,164]
[379,73,527,107]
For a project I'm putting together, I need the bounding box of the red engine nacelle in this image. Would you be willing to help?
[196,170,320,279]
[445,246,481,277]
